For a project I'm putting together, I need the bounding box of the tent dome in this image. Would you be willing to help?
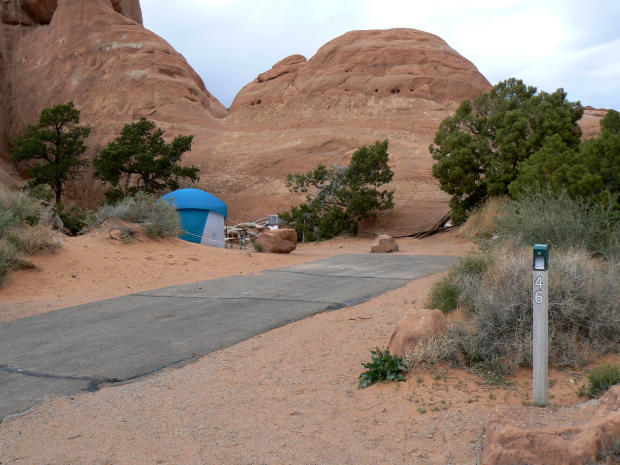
[162,188,228,217]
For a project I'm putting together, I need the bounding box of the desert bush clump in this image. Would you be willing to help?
[580,363,620,399]
[0,189,41,229]
[495,189,619,259]
[0,188,59,283]
[428,254,490,313]
[402,329,464,369]
[467,244,616,370]
[0,237,23,281]
[457,196,507,241]
[410,243,618,378]
[54,203,91,236]
[359,348,407,388]
[428,279,460,314]
[9,223,61,254]
[96,192,181,238]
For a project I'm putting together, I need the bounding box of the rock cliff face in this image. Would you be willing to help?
[0,2,528,233]
[197,29,491,234]
[231,29,490,115]
[1,0,226,200]
[579,106,608,139]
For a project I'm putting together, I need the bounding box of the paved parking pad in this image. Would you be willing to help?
[0,254,458,418]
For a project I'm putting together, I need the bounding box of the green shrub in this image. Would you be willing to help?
[359,348,407,388]
[581,363,620,398]
[96,192,181,238]
[55,203,89,236]
[427,255,490,313]
[253,241,263,252]
[495,189,619,259]
[0,188,41,228]
[0,237,21,283]
[455,255,490,275]
[428,279,460,313]
[0,189,59,284]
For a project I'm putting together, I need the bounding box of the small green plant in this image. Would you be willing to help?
[253,241,263,252]
[120,227,134,243]
[428,278,460,313]
[55,203,89,236]
[580,363,620,398]
[359,348,407,388]
[428,254,491,314]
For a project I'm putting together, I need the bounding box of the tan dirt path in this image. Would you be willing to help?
[0,230,606,464]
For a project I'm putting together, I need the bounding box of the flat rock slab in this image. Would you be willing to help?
[0,254,457,419]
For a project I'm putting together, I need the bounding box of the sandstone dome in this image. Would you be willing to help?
[197,28,492,234]
[0,2,520,234]
[229,28,490,122]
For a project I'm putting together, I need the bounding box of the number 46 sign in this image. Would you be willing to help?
[534,275,544,304]
[532,244,549,405]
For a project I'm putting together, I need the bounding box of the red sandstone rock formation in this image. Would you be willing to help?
[579,106,609,139]
[386,308,447,357]
[197,29,491,234]
[1,0,226,200]
[231,29,490,115]
[482,385,620,465]
[2,2,607,235]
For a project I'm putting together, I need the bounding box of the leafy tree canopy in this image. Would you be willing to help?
[281,140,394,241]
[430,78,583,224]
[10,101,91,204]
[93,117,199,202]
[510,109,619,211]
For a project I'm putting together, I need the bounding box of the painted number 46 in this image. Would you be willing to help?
[534,276,544,304]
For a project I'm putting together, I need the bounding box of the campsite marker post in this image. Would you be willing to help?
[532,244,549,405]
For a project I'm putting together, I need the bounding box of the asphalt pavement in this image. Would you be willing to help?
[0,253,458,419]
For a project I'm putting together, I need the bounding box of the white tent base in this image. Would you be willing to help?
[201,212,225,248]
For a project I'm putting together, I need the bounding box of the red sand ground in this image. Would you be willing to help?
[0,229,614,464]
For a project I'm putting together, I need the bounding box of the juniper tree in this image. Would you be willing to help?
[430,78,583,224]
[94,117,199,202]
[10,102,91,204]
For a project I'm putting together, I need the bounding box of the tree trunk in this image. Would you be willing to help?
[55,183,62,205]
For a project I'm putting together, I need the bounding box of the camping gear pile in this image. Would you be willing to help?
[163,189,286,249]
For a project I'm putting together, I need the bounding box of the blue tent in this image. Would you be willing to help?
[162,188,228,247]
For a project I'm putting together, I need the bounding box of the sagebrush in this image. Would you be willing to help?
[0,188,60,284]
[495,189,619,259]
[413,243,618,376]
[96,192,181,238]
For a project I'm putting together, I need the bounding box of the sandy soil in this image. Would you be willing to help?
[0,228,613,464]
[0,227,472,322]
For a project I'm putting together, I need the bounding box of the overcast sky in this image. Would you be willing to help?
[140,0,619,110]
